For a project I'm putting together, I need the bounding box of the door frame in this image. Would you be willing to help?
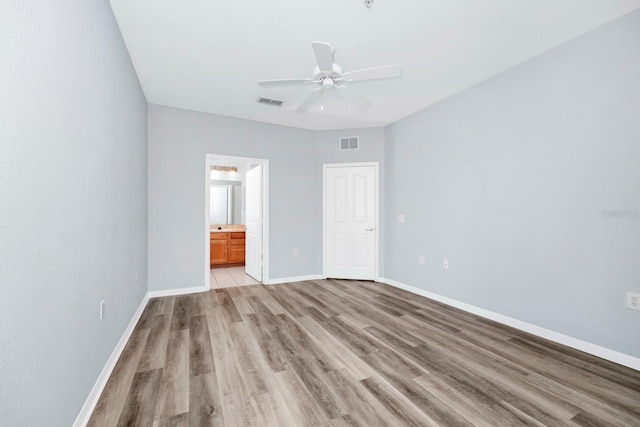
[322,162,379,281]
[205,154,270,289]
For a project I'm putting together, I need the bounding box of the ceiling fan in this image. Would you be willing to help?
[258,42,402,112]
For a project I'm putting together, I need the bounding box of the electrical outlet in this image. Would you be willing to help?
[100,300,105,320]
[443,260,449,269]
[627,292,640,311]
[418,255,424,265]
[293,248,299,257]
[398,214,405,223]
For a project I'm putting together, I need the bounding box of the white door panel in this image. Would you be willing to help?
[245,165,262,281]
[324,164,376,280]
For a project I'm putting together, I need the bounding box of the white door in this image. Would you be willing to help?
[245,165,263,281]
[324,164,377,280]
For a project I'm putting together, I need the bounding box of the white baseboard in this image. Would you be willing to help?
[264,274,325,285]
[73,292,150,427]
[377,277,640,371]
[147,285,208,298]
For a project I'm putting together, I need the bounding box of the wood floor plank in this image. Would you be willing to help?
[214,350,257,427]
[296,316,377,381]
[324,368,404,426]
[272,367,328,426]
[407,320,583,422]
[291,286,340,317]
[413,373,523,426]
[228,321,270,395]
[265,284,308,317]
[154,330,190,422]
[117,368,163,427]
[170,295,192,332]
[245,295,286,331]
[189,315,215,377]
[89,280,640,427]
[137,314,171,372]
[153,412,188,427]
[243,313,289,373]
[189,373,224,426]
[216,288,243,325]
[360,375,439,427]
[154,296,176,316]
[361,351,475,427]
[306,309,385,357]
[252,391,294,427]
[87,328,150,427]
[250,285,286,315]
[134,298,162,331]
[226,286,255,316]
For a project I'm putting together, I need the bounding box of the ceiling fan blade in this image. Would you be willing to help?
[312,42,334,72]
[343,64,402,83]
[296,89,322,112]
[258,78,313,87]
[335,85,371,110]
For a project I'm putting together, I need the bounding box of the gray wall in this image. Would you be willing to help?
[148,105,320,289]
[316,128,387,277]
[384,10,640,357]
[148,111,389,290]
[0,1,148,425]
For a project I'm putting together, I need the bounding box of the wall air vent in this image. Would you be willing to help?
[340,136,359,151]
[257,97,284,107]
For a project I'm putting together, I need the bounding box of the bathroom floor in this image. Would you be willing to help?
[210,266,261,288]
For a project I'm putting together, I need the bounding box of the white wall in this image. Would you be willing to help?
[384,10,640,357]
[148,104,321,289]
[0,1,148,425]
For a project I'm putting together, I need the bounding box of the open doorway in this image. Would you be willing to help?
[205,154,269,289]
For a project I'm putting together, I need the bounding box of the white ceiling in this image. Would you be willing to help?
[110,0,640,131]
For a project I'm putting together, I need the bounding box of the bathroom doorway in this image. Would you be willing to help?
[205,154,269,289]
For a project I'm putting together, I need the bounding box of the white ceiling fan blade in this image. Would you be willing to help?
[312,42,334,72]
[343,64,402,83]
[258,78,313,87]
[296,88,322,112]
[335,85,371,110]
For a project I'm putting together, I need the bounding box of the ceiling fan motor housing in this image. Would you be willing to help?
[313,64,343,88]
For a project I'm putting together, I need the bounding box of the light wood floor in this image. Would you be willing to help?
[88,279,640,426]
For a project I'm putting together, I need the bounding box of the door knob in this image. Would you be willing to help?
[365,227,374,231]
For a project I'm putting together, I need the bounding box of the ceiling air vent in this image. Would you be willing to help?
[340,136,359,151]
[257,97,284,107]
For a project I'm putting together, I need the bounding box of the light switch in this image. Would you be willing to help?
[398,214,405,223]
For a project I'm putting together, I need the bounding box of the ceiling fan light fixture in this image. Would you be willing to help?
[322,78,335,89]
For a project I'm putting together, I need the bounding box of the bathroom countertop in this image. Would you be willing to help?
[210,226,246,233]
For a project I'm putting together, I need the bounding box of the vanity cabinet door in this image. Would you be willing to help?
[210,233,228,264]
[228,232,245,262]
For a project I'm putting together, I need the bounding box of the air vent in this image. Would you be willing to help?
[257,97,284,107]
[340,137,359,151]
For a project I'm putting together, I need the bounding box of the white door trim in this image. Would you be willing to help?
[205,154,269,288]
[323,162,379,281]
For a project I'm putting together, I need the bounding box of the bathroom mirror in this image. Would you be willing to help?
[210,180,242,225]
